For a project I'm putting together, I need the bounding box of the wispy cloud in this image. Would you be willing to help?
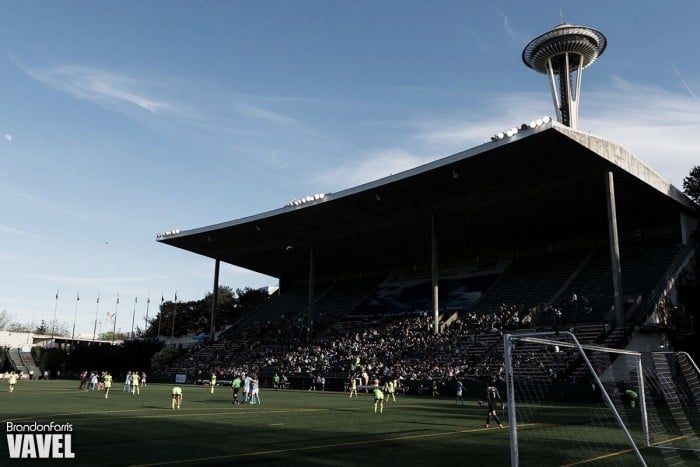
[21,63,172,114]
[313,148,435,191]
[15,57,324,164]
[16,56,314,128]
[583,77,700,187]
[494,8,516,39]
[672,65,699,102]
[317,77,699,191]
[232,101,300,126]
[413,91,551,148]
[0,224,37,239]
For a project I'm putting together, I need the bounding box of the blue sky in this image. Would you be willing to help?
[1,1,698,337]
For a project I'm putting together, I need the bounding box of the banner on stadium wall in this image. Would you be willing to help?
[175,374,186,383]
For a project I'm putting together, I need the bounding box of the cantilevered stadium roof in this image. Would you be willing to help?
[156,120,697,280]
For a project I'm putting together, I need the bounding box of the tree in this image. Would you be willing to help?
[0,310,35,332]
[35,320,49,335]
[683,165,700,204]
[236,287,270,308]
[7,322,33,332]
[150,347,181,370]
[0,309,13,330]
[45,319,70,337]
[204,285,236,307]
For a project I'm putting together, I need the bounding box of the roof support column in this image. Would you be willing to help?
[308,242,315,343]
[605,171,624,325]
[680,211,696,245]
[431,213,439,335]
[210,258,220,341]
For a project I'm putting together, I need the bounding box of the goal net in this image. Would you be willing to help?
[503,331,700,466]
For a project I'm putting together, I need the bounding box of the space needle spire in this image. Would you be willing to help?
[522,15,606,129]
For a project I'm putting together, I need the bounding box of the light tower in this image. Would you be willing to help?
[522,21,606,129]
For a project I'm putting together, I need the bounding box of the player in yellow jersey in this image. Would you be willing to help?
[373,386,384,414]
[172,386,183,410]
[8,371,18,393]
[131,371,140,395]
[349,377,358,398]
[210,372,216,394]
[103,372,113,399]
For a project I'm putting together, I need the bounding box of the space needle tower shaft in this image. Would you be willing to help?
[523,22,606,129]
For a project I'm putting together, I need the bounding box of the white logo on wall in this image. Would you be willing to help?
[6,422,75,459]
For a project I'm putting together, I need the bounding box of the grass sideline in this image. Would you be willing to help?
[0,380,665,466]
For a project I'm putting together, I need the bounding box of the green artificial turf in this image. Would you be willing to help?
[0,380,682,466]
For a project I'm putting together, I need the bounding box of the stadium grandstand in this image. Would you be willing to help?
[155,118,698,388]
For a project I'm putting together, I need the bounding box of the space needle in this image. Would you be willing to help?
[523,20,607,129]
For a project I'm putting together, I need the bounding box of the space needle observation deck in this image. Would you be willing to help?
[523,23,607,129]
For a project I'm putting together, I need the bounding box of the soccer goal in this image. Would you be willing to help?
[503,331,700,466]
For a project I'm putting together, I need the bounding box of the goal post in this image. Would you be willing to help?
[503,331,700,466]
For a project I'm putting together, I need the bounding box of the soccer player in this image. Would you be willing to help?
[123,371,132,393]
[483,385,504,429]
[8,371,17,393]
[373,385,385,414]
[103,372,113,399]
[231,375,242,405]
[361,370,369,388]
[131,371,140,395]
[210,372,217,395]
[89,371,98,391]
[243,374,252,403]
[78,370,88,390]
[273,373,280,391]
[349,376,358,398]
[250,375,261,404]
[625,388,639,408]
[384,379,396,402]
[172,386,183,410]
[393,378,401,397]
[432,379,439,397]
[455,380,465,405]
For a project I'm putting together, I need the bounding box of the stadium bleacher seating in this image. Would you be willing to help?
[158,234,691,394]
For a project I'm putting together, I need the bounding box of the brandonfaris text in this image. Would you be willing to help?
[6,422,75,459]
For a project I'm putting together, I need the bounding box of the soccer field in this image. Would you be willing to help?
[0,380,678,466]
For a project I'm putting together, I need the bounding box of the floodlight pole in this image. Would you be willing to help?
[144,295,150,336]
[171,292,177,339]
[71,293,80,342]
[112,294,119,344]
[131,296,137,338]
[93,294,100,341]
[157,293,163,338]
[52,289,59,339]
